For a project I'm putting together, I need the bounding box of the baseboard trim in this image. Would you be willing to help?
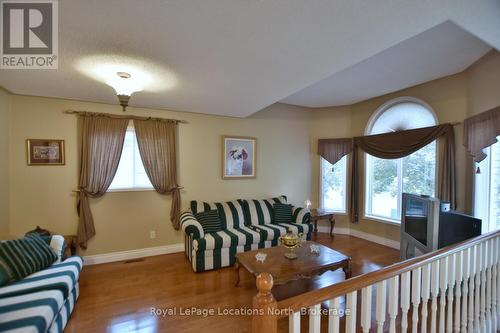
[317,226,400,250]
[83,243,184,266]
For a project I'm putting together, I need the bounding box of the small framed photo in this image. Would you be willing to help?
[222,136,256,179]
[26,139,65,166]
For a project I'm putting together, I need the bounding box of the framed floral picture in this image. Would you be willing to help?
[26,139,65,166]
[222,136,256,179]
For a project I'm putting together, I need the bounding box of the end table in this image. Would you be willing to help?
[310,209,336,238]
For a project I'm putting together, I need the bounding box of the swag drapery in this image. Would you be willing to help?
[318,124,456,223]
[76,112,181,248]
[463,106,500,163]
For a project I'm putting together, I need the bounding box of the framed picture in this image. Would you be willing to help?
[222,136,256,179]
[26,139,65,166]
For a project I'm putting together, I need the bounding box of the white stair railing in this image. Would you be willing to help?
[252,230,500,333]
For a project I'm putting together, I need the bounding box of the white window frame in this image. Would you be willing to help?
[108,124,154,192]
[319,156,348,214]
[474,141,500,233]
[363,97,438,224]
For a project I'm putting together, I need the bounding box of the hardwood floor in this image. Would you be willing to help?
[65,233,400,333]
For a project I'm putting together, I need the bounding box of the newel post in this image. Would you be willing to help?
[252,272,278,333]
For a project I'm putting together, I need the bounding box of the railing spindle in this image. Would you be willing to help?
[439,256,449,333]
[345,291,357,333]
[474,244,481,332]
[289,311,300,333]
[388,276,399,333]
[454,251,463,333]
[480,242,487,332]
[431,260,440,333]
[401,271,411,333]
[309,304,321,333]
[447,253,456,333]
[361,286,372,333]
[376,280,387,333]
[328,297,341,333]
[468,245,476,333]
[492,237,498,333]
[412,268,422,333]
[486,239,493,333]
[461,247,470,333]
[421,264,431,333]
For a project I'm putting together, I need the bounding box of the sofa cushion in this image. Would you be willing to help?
[0,289,64,333]
[190,200,245,230]
[193,226,263,251]
[273,203,293,224]
[195,210,223,234]
[0,235,58,285]
[0,256,83,300]
[240,196,287,226]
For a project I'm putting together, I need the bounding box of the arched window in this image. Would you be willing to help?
[365,97,437,223]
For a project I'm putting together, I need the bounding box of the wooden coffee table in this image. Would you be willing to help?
[234,241,351,286]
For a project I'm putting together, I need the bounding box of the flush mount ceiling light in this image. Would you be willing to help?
[76,54,178,111]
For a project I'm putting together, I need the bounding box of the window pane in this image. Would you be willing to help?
[321,156,346,212]
[367,156,399,220]
[402,141,436,196]
[370,102,436,135]
[109,129,153,190]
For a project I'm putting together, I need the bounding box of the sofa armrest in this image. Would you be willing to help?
[180,212,205,239]
[292,207,311,224]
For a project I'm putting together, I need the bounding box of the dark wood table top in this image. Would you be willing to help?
[235,241,350,285]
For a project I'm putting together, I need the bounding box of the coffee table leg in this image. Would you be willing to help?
[329,216,336,238]
[343,260,352,279]
[314,219,318,233]
[234,262,240,287]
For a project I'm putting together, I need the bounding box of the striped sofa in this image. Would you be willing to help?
[181,196,311,272]
[0,236,82,333]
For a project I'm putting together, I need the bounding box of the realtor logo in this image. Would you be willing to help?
[1,0,58,69]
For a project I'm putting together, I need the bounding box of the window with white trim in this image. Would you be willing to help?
[474,137,500,233]
[320,155,347,212]
[108,125,153,191]
[365,98,437,223]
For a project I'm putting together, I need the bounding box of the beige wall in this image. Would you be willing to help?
[7,96,312,255]
[466,50,500,117]
[0,88,10,238]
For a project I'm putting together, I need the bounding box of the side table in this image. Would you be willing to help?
[310,209,336,238]
[63,235,78,259]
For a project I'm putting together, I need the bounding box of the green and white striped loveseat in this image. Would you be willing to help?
[181,195,311,272]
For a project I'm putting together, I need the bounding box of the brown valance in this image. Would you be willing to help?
[463,106,500,162]
[318,138,353,165]
[318,124,456,223]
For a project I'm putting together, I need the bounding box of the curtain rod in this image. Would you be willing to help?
[64,110,188,124]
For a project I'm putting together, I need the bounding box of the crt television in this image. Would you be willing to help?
[400,193,481,260]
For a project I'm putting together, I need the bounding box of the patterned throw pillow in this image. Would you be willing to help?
[0,234,58,285]
[195,210,223,234]
[273,203,294,224]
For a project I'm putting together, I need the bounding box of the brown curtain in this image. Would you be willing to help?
[318,138,353,165]
[77,115,129,248]
[463,106,500,162]
[133,119,182,230]
[318,124,456,223]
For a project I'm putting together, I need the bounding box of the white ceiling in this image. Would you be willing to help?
[281,22,492,108]
[1,0,500,117]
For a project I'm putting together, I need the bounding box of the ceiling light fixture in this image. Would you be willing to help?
[112,71,136,111]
